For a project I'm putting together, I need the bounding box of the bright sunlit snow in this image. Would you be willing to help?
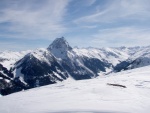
[0,66,150,113]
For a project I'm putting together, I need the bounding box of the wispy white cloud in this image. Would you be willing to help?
[0,42,27,51]
[1,0,150,50]
[74,0,150,24]
[85,0,97,6]
[91,27,150,47]
[71,0,150,48]
[0,0,70,39]
[81,25,97,29]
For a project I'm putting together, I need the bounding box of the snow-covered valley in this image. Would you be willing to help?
[0,65,150,113]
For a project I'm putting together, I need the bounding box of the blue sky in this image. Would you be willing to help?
[0,0,150,51]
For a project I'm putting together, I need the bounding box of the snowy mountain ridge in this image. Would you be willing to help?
[0,37,150,95]
[0,50,32,70]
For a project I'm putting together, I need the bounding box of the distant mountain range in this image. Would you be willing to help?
[1,37,150,95]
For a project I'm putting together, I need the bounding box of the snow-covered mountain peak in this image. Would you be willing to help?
[47,37,72,59]
[1,37,150,96]
[48,37,72,51]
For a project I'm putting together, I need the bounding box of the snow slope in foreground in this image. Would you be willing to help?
[0,66,150,113]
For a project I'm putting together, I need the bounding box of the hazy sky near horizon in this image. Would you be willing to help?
[0,0,150,51]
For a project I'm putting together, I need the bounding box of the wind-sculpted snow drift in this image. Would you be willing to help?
[0,37,150,95]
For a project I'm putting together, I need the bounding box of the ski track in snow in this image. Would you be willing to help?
[0,66,150,113]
